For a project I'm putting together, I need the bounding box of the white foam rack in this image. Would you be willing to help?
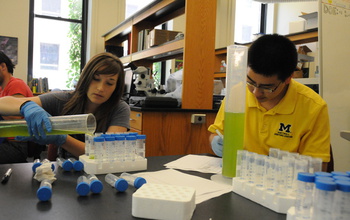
[132,183,196,220]
[232,177,296,214]
[79,155,147,174]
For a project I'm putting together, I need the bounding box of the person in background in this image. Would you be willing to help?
[208,34,331,171]
[0,52,130,159]
[0,51,34,163]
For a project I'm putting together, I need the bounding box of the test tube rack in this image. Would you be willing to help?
[132,183,196,220]
[232,178,295,214]
[79,155,147,175]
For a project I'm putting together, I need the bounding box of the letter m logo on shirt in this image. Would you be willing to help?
[279,123,291,133]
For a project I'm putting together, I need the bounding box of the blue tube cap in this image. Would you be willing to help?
[114,179,128,192]
[73,161,84,172]
[76,182,90,196]
[37,186,52,201]
[32,162,42,173]
[62,160,73,171]
[90,180,103,194]
[134,177,147,189]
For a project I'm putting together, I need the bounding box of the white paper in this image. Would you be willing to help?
[135,169,232,204]
[164,154,222,174]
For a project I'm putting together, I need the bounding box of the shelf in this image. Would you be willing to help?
[131,39,184,61]
[293,77,320,85]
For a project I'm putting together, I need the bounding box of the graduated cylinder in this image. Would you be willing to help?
[222,45,248,178]
[0,113,96,137]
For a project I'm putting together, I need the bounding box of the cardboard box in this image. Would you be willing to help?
[149,29,181,47]
[299,12,318,29]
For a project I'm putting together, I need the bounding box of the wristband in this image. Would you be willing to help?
[19,100,33,112]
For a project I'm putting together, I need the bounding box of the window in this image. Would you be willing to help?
[40,43,59,70]
[234,0,265,43]
[28,0,88,90]
[125,0,154,19]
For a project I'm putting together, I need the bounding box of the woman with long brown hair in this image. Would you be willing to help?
[0,52,130,158]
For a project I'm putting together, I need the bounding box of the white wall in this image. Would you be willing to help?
[0,0,30,83]
[274,2,318,35]
[0,0,124,83]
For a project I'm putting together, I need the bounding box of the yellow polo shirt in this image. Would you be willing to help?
[208,79,330,162]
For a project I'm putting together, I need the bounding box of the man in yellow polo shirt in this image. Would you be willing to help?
[208,34,330,171]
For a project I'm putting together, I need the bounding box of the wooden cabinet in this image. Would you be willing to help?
[103,0,217,110]
[130,110,216,157]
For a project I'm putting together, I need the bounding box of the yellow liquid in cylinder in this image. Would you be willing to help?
[0,125,85,137]
[222,112,245,178]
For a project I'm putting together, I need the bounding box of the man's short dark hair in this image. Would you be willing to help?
[248,34,297,82]
[0,51,15,74]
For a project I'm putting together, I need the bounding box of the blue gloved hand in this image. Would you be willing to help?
[15,134,67,147]
[211,135,223,157]
[20,101,52,138]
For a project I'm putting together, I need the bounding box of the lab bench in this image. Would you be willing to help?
[0,155,286,220]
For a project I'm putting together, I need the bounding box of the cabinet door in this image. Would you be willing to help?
[141,111,216,156]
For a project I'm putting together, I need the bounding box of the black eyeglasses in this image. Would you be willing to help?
[246,81,282,93]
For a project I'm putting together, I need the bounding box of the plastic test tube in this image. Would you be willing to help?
[85,133,93,156]
[32,159,42,172]
[136,135,146,159]
[263,156,276,191]
[105,173,128,192]
[125,135,137,161]
[94,137,104,169]
[56,157,73,171]
[235,150,245,179]
[269,148,280,159]
[274,158,288,196]
[37,179,52,202]
[253,154,266,187]
[294,172,315,220]
[120,172,146,189]
[332,180,350,220]
[76,176,90,196]
[332,171,350,177]
[87,174,103,194]
[104,136,116,168]
[115,136,125,162]
[282,156,295,193]
[68,158,84,172]
[312,180,337,220]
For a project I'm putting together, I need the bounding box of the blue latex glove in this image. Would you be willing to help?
[15,134,67,147]
[20,101,52,138]
[211,135,223,157]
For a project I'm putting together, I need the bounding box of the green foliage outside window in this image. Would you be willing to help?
[66,0,82,89]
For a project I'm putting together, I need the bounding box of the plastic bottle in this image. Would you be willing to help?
[105,173,128,192]
[76,175,90,196]
[56,157,73,171]
[120,172,146,189]
[87,174,103,194]
[136,135,146,159]
[115,135,125,162]
[294,172,315,219]
[37,179,52,201]
[68,158,84,172]
[312,180,337,220]
[332,180,350,220]
[125,135,136,161]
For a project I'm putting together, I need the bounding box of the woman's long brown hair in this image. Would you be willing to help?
[62,52,125,132]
